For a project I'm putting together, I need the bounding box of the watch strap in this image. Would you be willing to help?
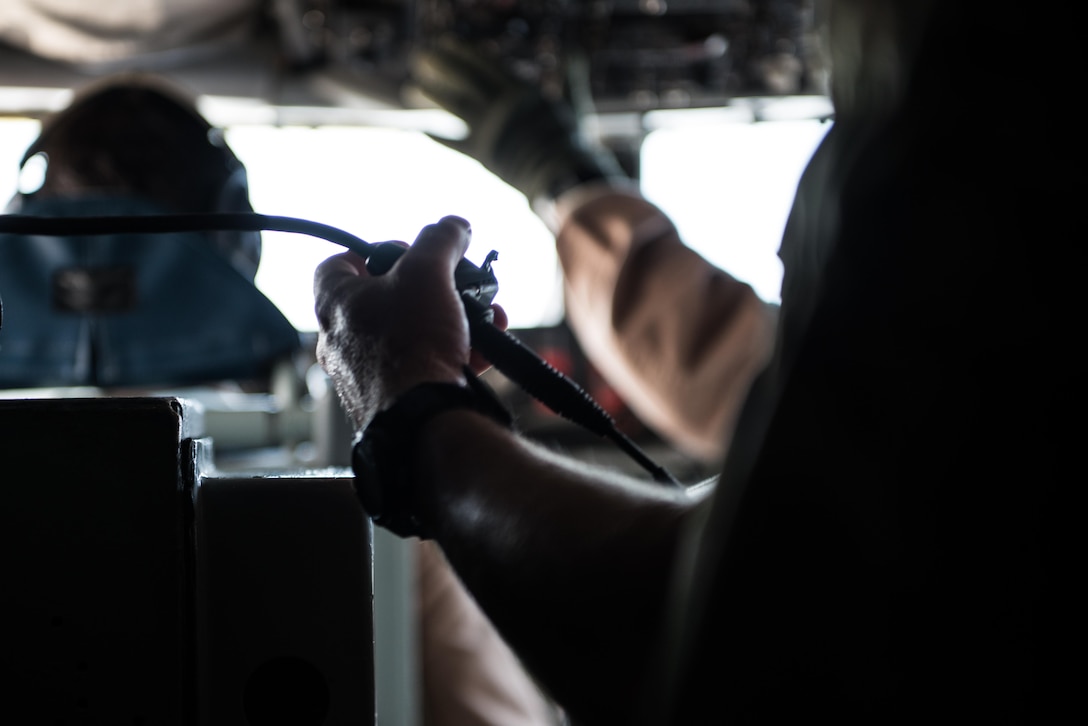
[351,375,513,538]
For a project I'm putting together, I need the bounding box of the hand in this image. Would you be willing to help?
[314,215,507,429]
[411,39,625,207]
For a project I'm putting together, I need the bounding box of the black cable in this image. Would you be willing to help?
[465,303,680,486]
[0,212,374,257]
[0,211,681,487]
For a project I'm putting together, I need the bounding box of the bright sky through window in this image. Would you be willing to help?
[1,118,830,330]
[224,125,562,331]
[641,119,831,304]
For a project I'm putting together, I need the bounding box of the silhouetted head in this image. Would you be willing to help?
[14,73,260,278]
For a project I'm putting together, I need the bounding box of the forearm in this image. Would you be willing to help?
[417,540,559,726]
[554,187,776,462]
[413,408,701,724]
[314,217,701,721]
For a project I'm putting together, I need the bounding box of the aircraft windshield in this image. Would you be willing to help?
[1,117,829,331]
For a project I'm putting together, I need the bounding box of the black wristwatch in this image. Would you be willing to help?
[351,376,513,538]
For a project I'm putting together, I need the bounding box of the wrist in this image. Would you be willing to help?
[351,376,514,539]
[383,366,468,412]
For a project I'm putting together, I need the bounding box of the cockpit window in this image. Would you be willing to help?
[1,117,829,330]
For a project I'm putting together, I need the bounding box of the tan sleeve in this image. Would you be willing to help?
[554,187,776,462]
[418,540,560,726]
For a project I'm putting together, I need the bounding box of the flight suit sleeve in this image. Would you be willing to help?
[552,185,777,462]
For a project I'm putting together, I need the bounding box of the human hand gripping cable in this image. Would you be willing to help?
[313,216,498,430]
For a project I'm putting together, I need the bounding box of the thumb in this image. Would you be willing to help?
[404,216,472,279]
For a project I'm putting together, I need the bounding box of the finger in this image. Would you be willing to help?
[362,239,413,277]
[490,303,509,332]
[314,251,367,295]
[402,216,472,280]
[313,251,367,329]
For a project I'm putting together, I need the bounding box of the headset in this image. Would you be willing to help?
[8,73,263,280]
[0,76,300,389]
